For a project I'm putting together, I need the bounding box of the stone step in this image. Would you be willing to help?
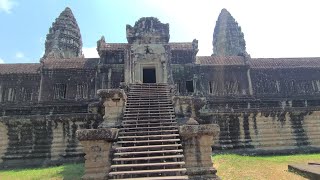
[125,105,173,108]
[114,149,183,156]
[119,129,178,135]
[120,126,178,131]
[122,122,177,127]
[130,83,169,86]
[122,119,175,124]
[109,176,188,180]
[128,93,170,96]
[123,116,175,120]
[129,88,170,94]
[130,87,169,90]
[115,144,182,151]
[117,139,180,145]
[127,100,171,103]
[124,112,175,115]
[126,107,173,110]
[124,112,175,116]
[111,162,184,169]
[126,102,172,105]
[125,109,174,113]
[113,155,184,162]
[126,105,172,108]
[118,134,179,139]
[109,168,186,178]
[128,95,170,98]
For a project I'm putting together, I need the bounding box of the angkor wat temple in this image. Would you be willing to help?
[1,7,320,169]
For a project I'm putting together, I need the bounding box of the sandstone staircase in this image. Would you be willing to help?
[109,83,188,180]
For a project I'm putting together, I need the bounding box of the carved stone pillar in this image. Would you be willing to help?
[179,118,220,180]
[76,128,118,180]
[97,89,126,128]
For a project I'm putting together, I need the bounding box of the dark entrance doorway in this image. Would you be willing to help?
[143,68,156,83]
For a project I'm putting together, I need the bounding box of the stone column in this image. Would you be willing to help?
[179,118,220,180]
[97,89,126,128]
[76,128,118,180]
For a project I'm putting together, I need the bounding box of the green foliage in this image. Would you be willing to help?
[1,154,320,180]
[0,163,84,180]
[213,153,320,180]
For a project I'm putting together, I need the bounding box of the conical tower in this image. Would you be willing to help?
[212,8,247,56]
[42,7,82,59]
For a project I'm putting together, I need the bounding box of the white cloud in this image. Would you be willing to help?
[0,0,17,14]
[15,52,24,58]
[83,47,99,58]
[0,58,4,64]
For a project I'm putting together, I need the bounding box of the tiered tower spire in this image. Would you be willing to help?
[42,7,82,59]
[212,8,247,56]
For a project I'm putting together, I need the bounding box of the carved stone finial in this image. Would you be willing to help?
[186,117,199,125]
[212,8,247,56]
[126,17,170,44]
[42,7,82,60]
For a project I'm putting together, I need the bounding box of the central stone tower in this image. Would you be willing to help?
[125,17,172,84]
[42,7,83,59]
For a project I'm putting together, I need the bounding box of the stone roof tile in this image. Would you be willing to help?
[0,63,40,75]
[250,58,320,69]
[42,58,98,69]
[196,56,246,66]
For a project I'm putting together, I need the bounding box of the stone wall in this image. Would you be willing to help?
[0,74,40,103]
[251,68,320,98]
[172,64,249,96]
[96,64,124,89]
[39,69,96,102]
[0,113,102,169]
[174,96,320,154]
[210,111,320,154]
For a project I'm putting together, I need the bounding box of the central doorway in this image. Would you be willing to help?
[143,68,156,83]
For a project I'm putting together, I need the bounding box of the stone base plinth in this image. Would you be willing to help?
[77,128,118,180]
[179,123,220,180]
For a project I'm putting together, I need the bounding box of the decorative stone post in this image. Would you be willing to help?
[97,89,126,128]
[179,118,220,180]
[76,128,118,180]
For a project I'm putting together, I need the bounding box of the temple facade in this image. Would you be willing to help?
[1,7,320,168]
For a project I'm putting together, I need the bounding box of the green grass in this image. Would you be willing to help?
[0,154,319,180]
[214,153,320,180]
[0,163,83,180]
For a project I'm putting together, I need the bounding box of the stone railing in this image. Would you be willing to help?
[76,128,118,180]
[97,89,126,128]
[179,118,220,180]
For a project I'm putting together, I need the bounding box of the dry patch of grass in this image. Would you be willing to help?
[213,153,320,180]
[0,163,83,180]
[0,154,319,180]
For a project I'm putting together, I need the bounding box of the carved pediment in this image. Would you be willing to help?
[126,17,170,44]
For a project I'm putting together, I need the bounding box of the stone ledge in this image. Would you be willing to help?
[186,167,217,176]
[179,124,220,138]
[76,128,118,141]
[97,89,126,99]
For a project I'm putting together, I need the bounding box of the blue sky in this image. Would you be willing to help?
[1,0,320,64]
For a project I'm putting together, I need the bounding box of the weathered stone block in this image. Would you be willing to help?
[97,89,126,128]
[77,128,118,180]
[179,123,220,180]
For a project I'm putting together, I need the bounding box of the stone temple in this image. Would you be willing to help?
[1,6,320,178]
